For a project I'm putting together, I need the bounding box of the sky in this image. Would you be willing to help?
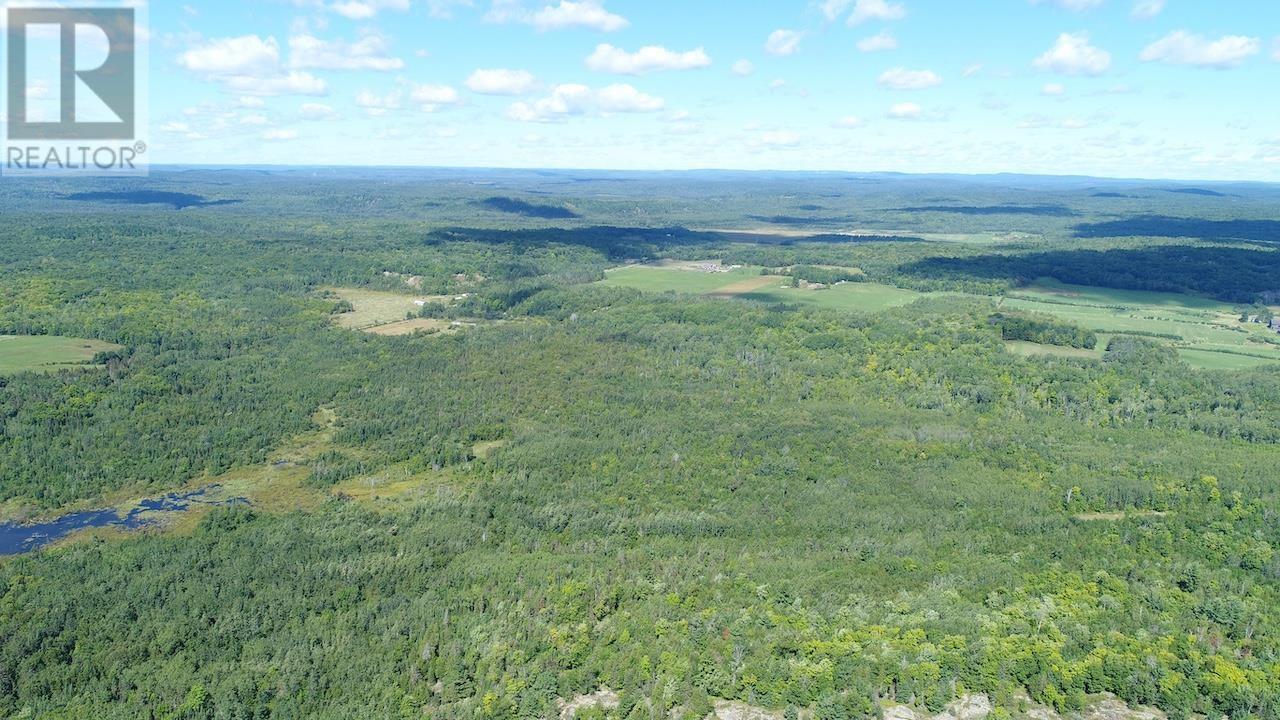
[15,0,1280,179]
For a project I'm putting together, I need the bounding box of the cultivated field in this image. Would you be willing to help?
[0,335,123,375]
[600,263,922,312]
[1003,279,1280,370]
[325,287,451,332]
[600,267,1280,371]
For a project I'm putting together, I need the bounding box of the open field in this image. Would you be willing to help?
[601,267,1279,371]
[741,282,925,312]
[365,318,456,336]
[600,264,765,294]
[600,264,923,312]
[1002,279,1280,370]
[0,335,123,375]
[325,287,450,331]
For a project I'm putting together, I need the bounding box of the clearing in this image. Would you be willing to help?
[324,287,454,332]
[1002,279,1280,370]
[601,263,921,312]
[365,319,457,337]
[0,335,123,375]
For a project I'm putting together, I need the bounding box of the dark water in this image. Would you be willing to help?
[0,486,248,556]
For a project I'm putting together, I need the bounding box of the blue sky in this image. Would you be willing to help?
[130,1,1280,178]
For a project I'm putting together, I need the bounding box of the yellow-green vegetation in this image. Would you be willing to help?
[1002,279,1280,370]
[324,287,449,331]
[601,263,923,312]
[0,335,122,375]
[365,318,457,336]
[600,263,767,294]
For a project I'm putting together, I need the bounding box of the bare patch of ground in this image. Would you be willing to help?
[707,699,782,720]
[365,319,454,337]
[557,688,620,720]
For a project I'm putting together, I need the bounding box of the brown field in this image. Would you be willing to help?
[365,319,455,336]
[708,275,789,297]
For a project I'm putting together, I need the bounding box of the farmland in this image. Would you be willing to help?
[0,335,122,375]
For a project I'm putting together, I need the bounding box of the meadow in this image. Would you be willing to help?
[0,335,122,375]
[598,263,1280,370]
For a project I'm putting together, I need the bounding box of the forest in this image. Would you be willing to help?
[0,169,1278,720]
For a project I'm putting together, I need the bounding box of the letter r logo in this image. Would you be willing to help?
[7,7,136,140]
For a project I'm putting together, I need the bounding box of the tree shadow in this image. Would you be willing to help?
[1074,215,1280,244]
[900,245,1280,304]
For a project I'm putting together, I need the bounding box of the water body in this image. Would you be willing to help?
[0,486,249,556]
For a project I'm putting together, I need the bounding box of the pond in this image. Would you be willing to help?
[0,486,249,556]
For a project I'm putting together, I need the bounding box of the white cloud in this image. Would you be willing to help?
[426,0,473,18]
[596,83,664,112]
[262,128,299,141]
[179,35,329,96]
[833,115,865,128]
[888,102,922,119]
[1140,31,1260,69]
[1030,0,1103,10]
[506,83,662,122]
[328,0,410,20]
[849,0,906,26]
[1274,39,1280,62]
[1130,0,1165,19]
[224,72,328,97]
[466,68,537,95]
[819,0,853,21]
[289,33,403,72]
[732,59,755,76]
[410,84,462,110]
[754,130,801,148]
[492,0,628,32]
[586,44,711,75]
[299,103,339,120]
[1034,33,1111,75]
[356,89,402,114]
[237,96,266,108]
[962,64,983,78]
[765,29,804,57]
[1042,82,1065,96]
[857,31,898,53]
[179,35,280,75]
[507,83,593,121]
[878,67,941,90]
[240,113,269,126]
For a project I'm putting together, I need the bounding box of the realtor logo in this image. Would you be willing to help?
[4,2,148,175]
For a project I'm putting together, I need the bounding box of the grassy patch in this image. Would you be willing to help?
[365,318,457,337]
[601,264,923,313]
[740,282,924,312]
[0,335,123,375]
[1001,280,1280,370]
[600,264,765,294]
[324,287,449,331]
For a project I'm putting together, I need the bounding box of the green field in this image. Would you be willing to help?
[602,269,1280,371]
[1002,279,1280,370]
[601,264,923,312]
[0,335,123,375]
[325,287,447,331]
[599,264,765,294]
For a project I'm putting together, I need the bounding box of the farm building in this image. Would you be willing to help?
[1271,318,1280,332]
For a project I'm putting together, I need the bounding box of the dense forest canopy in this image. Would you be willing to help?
[0,170,1278,720]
